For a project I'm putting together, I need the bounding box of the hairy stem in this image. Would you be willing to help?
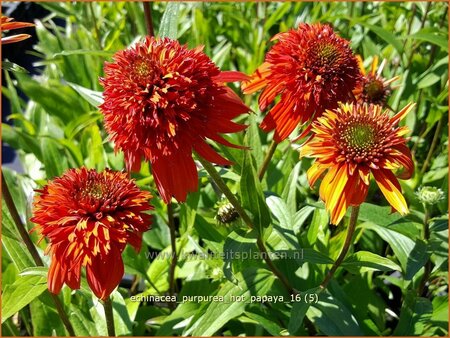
[257,140,278,181]
[143,2,154,37]
[2,173,75,336]
[167,202,178,307]
[320,206,360,289]
[88,2,101,47]
[421,119,443,174]
[103,297,116,337]
[196,156,297,295]
[418,205,432,295]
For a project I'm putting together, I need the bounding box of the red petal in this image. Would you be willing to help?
[151,151,198,203]
[48,256,65,295]
[86,246,124,300]
[216,71,250,83]
[194,140,232,166]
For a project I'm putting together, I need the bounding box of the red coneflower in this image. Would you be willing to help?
[1,16,34,44]
[300,102,415,225]
[100,37,249,203]
[31,168,153,300]
[354,55,399,106]
[242,23,361,142]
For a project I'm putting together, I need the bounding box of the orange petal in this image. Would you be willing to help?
[391,144,414,180]
[372,169,408,215]
[391,102,416,125]
[319,165,338,203]
[241,62,271,94]
[48,256,65,295]
[349,174,369,206]
[1,34,32,44]
[306,163,327,187]
[2,21,35,31]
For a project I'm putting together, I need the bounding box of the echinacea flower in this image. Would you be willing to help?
[31,168,153,300]
[353,56,399,106]
[242,23,361,142]
[1,16,34,45]
[300,102,415,225]
[100,37,249,204]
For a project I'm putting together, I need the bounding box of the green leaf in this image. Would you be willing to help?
[263,2,292,32]
[15,74,86,122]
[90,291,133,336]
[41,137,68,178]
[352,19,403,54]
[342,251,402,272]
[360,222,415,271]
[281,162,301,215]
[266,195,293,231]
[417,73,441,89]
[159,2,181,39]
[189,268,275,336]
[157,279,219,335]
[244,311,283,336]
[293,205,315,235]
[223,230,258,283]
[2,124,43,161]
[405,30,449,52]
[288,288,321,335]
[30,293,66,336]
[1,196,21,241]
[2,60,28,73]
[358,203,402,226]
[240,150,271,233]
[1,275,48,322]
[67,82,104,107]
[394,291,433,335]
[2,236,35,272]
[19,267,49,278]
[405,239,429,280]
[307,293,364,335]
[70,305,100,336]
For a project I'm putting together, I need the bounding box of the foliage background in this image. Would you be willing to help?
[1,1,449,336]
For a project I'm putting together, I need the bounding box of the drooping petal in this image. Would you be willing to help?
[151,152,198,204]
[372,169,408,215]
[47,256,65,295]
[86,246,124,300]
[241,62,271,94]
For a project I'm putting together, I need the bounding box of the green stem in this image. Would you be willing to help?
[418,205,432,295]
[2,173,76,336]
[103,297,116,337]
[257,140,278,181]
[196,156,297,295]
[88,2,101,47]
[142,2,154,36]
[320,206,360,290]
[421,119,443,174]
[167,202,178,308]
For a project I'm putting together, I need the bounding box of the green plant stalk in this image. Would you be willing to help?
[143,1,155,36]
[196,155,297,295]
[257,140,278,181]
[2,172,76,336]
[418,204,432,295]
[167,202,178,308]
[88,2,101,47]
[103,297,116,337]
[421,118,443,174]
[320,206,360,290]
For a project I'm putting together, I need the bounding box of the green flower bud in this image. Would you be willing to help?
[415,186,445,206]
